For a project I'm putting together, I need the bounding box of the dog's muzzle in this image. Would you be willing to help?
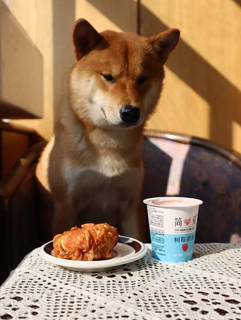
[119,105,140,125]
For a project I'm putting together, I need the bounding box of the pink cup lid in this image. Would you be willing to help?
[143,197,203,208]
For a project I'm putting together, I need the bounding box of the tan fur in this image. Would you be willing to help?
[36,19,179,241]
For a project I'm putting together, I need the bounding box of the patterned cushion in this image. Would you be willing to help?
[142,133,241,243]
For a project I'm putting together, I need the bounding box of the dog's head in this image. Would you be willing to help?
[69,19,179,129]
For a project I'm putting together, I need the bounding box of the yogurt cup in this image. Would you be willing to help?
[143,197,203,263]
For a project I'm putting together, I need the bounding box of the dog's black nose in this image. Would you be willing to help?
[119,105,140,124]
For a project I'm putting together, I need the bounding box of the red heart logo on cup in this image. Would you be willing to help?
[184,218,191,226]
[182,244,188,252]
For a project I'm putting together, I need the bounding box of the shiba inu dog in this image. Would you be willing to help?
[36,19,179,241]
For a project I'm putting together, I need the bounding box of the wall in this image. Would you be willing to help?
[140,0,241,154]
[4,0,241,154]
[6,0,75,139]
[0,0,43,119]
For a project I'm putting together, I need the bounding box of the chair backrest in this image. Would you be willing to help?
[0,141,47,284]
[142,130,241,244]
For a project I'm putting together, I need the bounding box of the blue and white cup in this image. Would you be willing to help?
[143,197,203,263]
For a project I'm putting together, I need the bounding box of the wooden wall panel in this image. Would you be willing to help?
[141,0,241,154]
[7,0,76,139]
[0,0,43,119]
[75,0,138,32]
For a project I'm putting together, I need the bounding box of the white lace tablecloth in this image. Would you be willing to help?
[1,243,241,320]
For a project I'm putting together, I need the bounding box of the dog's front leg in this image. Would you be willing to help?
[52,200,79,235]
[120,201,147,242]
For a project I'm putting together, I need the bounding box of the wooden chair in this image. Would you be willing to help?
[142,130,241,244]
[0,141,47,284]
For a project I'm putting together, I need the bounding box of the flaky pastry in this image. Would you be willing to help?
[53,223,118,261]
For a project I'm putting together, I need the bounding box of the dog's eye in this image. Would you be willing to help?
[101,73,116,83]
[137,75,148,85]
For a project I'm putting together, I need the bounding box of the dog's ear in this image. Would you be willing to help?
[72,19,102,60]
[149,29,180,64]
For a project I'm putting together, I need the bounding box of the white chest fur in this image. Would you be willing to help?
[63,153,132,197]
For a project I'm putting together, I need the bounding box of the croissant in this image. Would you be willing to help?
[53,223,118,261]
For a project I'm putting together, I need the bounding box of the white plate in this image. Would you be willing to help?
[40,235,147,272]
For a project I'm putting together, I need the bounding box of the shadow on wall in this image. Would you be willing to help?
[52,0,76,122]
[87,0,241,149]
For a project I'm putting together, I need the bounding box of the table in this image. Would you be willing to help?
[0,243,241,319]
